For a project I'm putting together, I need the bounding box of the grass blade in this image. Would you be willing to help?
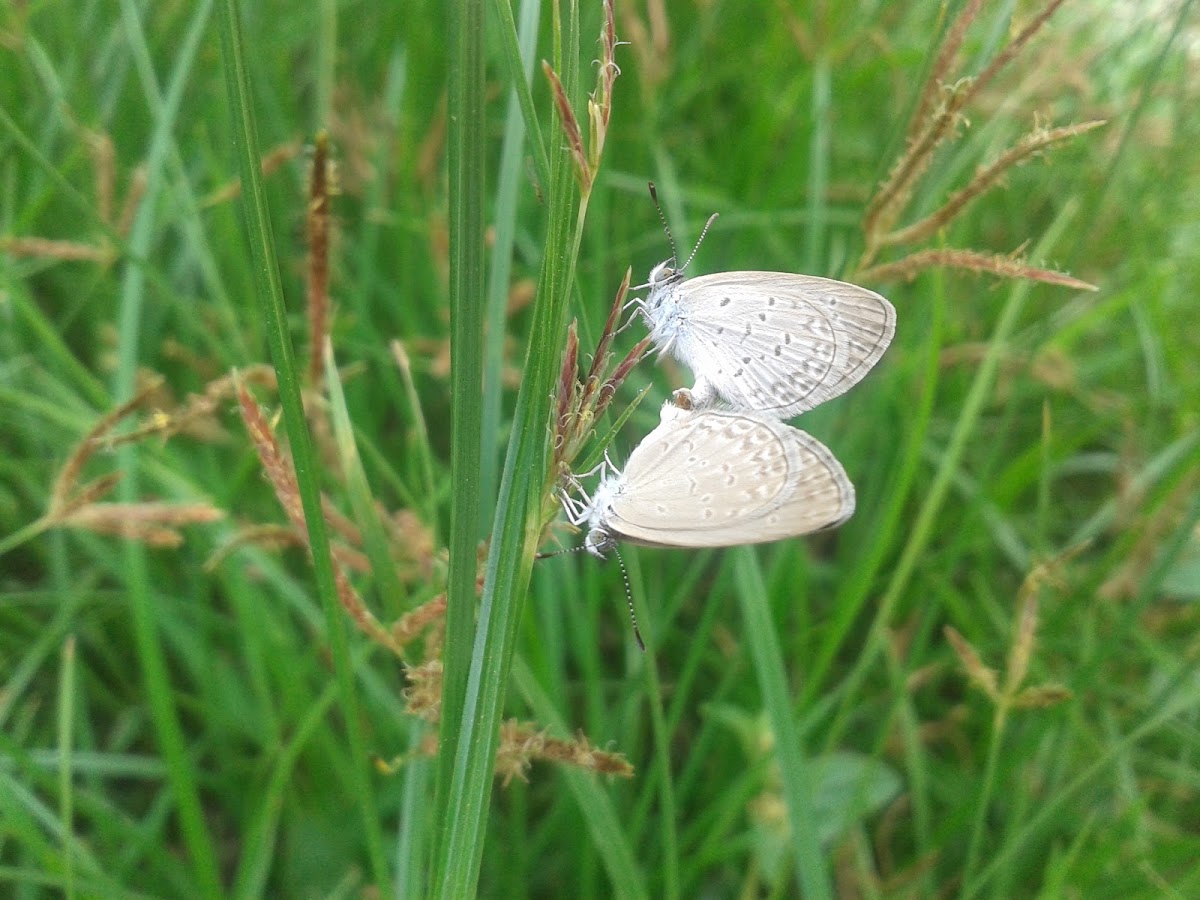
[431,0,488,890]
[215,0,387,888]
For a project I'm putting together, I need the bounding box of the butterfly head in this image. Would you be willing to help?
[643,258,683,310]
[647,258,682,287]
[582,473,622,558]
[584,525,616,558]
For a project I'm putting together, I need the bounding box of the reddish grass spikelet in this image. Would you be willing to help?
[598,336,652,418]
[544,61,589,192]
[546,269,650,499]
[585,265,631,386]
[555,322,580,437]
[588,0,621,172]
[236,379,403,656]
[544,0,623,198]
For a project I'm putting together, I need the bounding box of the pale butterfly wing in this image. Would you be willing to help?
[645,270,895,418]
[595,405,855,549]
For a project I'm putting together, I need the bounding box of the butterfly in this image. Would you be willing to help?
[635,263,896,419]
[561,401,855,558]
[629,187,895,419]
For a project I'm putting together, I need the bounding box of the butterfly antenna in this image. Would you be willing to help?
[647,181,678,265]
[612,546,645,652]
[680,212,719,274]
[648,182,718,276]
[534,544,588,560]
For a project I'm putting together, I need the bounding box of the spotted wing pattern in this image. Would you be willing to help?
[646,271,895,418]
[598,405,855,548]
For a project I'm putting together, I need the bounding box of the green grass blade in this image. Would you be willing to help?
[214,0,387,889]
[113,2,222,894]
[433,2,583,893]
[733,548,833,899]
[431,0,488,890]
[480,0,542,531]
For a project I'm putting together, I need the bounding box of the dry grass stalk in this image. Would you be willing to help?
[1100,472,1200,601]
[944,543,1086,714]
[388,667,633,781]
[204,523,304,570]
[115,165,147,238]
[0,236,115,264]
[857,246,1098,291]
[391,593,448,653]
[857,0,1097,293]
[877,120,1107,250]
[88,130,116,226]
[62,502,223,548]
[966,0,1072,108]
[40,377,225,546]
[48,378,165,514]
[1,127,148,269]
[906,0,984,149]
[494,719,634,784]
[108,364,277,446]
[863,78,974,243]
[621,0,670,97]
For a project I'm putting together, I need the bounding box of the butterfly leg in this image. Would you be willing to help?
[601,448,623,478]
[557,484,591,525]
[573,456,609,480]
[614,296,647,335]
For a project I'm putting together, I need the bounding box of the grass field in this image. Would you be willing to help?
[2,0,1199,896]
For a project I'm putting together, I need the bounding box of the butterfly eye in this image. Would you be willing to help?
[648,260,677,286]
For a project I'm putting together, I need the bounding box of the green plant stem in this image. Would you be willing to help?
[959,702,1011,898]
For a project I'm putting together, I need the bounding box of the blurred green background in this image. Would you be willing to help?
[2,0,1198,896]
